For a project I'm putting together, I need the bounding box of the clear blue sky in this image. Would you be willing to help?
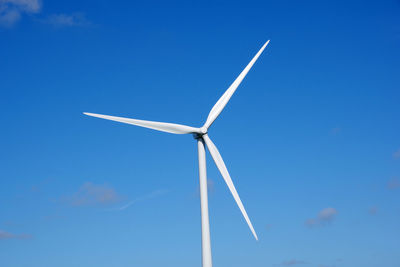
[1,0,399,266]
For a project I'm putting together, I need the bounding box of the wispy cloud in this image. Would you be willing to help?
[331,127,341,135]
[0,0,41,27]
[0,230,32,240]
[44,12,91,27]
[275,259,308,266]
[195,179,215,197]
[0,0,91,28]
[369,206,378,215]
[116,189,169,211]
[387,178,400,190]
[305,207,338,227]
[65,182,122,206]
[42,214,66,221]
[30,177,54,193]
[393,148,400,159]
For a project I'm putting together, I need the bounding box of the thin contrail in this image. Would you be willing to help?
[116,189,169,211]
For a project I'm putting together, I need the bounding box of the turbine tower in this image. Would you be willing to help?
[84,40,270,267]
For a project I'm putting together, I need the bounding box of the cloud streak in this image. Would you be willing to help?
[0,0,41,27]
[116,189,169,211]
[276,259,308,266]
[44,12,91,27]
[66,182,122,206]
[393,148,400,159]
[331,127,341,135]
[369,206,378,215]
[0,0,91,28]
[305,207,338,227]
[388,178,400,190]
[0,230,32,240]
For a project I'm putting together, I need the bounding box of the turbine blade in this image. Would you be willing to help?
[202,134,258,240]
[83,112,200,134]
[204,40,270,129]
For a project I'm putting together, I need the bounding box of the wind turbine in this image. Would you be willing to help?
[84,40,270,267]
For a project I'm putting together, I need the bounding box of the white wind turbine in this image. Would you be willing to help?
[84,40,270,267]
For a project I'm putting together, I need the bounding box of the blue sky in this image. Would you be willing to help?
[1,0,399,266]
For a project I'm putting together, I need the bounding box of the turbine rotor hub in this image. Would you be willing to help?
[193,127,208,139]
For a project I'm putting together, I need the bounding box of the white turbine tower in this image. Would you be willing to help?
[84,40,270,267]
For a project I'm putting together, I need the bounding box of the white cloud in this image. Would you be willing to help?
[393,148,400,159]
[2,0,40,13]
[45,12,90,27]
[0,0,40,27]
[276,259,308,266]
[387,178,400,190]
[66,182,122,206]
[305,207,338,227]
[0,0,91,28]
[0,230,32,240]
[369,206,378,215]
[318,207,337,222]
[331,127,341,135]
